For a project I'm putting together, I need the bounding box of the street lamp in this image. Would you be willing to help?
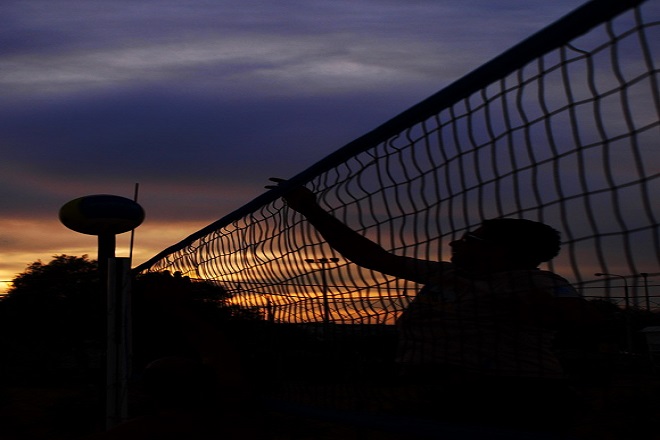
[59,194,144,430]
[595,272,630,309]
[595,272,633,353]
[305,258,340,327]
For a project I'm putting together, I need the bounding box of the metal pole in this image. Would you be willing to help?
[129,183,140,262]
[106,257,131,430]
[640,273,650,312]
[305,258,339,330]
[595,272,633,353]
[320,259,330,327]
[98,234,116,286]
[266,296,274,324]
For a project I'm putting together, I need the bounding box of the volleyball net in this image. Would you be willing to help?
[135,0,659,325]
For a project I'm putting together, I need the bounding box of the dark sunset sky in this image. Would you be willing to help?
[2,0,598,292]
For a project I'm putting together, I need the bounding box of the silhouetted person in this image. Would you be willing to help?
[268,178,597,433]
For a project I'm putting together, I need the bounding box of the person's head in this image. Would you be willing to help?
[450,218,561,272]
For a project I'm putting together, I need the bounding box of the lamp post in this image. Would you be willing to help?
[595,272,633,353]
[59,194,144,430]
[264,295,274,324]
[305,258,339,328]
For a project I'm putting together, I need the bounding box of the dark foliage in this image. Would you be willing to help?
[130,270,237,369]
[0,255,104,384]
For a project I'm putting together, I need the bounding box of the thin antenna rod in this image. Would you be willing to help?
[129,183,140,262]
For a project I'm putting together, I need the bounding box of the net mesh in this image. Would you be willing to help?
[136,0,659,323]
[131,1,660,434]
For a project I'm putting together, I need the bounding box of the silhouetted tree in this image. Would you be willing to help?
[130,270,265,371]
[4,254,99,301]
[0,255,105,383]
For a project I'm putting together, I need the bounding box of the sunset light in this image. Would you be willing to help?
[1,1,658,438]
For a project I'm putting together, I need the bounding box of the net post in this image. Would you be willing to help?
[106,257,132,430]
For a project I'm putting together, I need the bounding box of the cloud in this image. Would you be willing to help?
[1,0,595,293]
[0,77,430,183]
[0,33,461,103]
[2,0,586,101]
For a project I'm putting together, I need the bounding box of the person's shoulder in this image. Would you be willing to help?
[500,269,580,297]
[530,269,580,297]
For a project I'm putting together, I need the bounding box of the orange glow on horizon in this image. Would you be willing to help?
[0,217,211,295]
